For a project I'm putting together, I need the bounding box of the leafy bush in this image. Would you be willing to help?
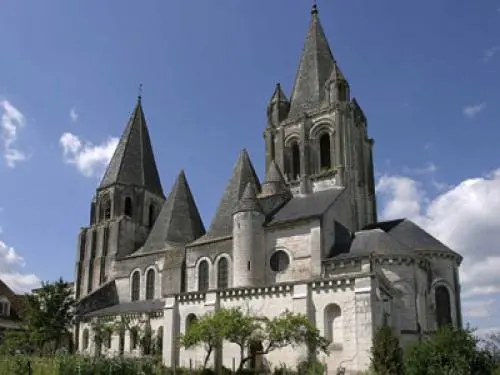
[370,325,404,375]
[0,355,164,375]
[405,326,495,375]
[297,358,325,375]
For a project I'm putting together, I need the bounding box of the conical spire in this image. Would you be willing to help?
[234,182,262,214]
[98,97,164,197]
[141,170,205,252]
[267,83,291,127]
[266,160,286,183]
[288,4,336,117]
[196,149,261,241]
[261,160,288,197]
[269,83,289,105]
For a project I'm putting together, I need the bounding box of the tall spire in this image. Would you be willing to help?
[288,4,336,116]
[98,97,164,197]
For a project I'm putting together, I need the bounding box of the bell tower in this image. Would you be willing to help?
[74,95,165,299]
[264,4,377,230]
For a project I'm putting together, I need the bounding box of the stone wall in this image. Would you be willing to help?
[163,274,379,374]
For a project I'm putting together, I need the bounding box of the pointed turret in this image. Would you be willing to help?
[98,96,164,197]
[288,4,337,116]
[232,181,266,288]
[234,182,262,214]
[141,170,205,253]
[261,160,289,197]
[325,60,350,103]
[267,83,290,127]
[196,149,261,241]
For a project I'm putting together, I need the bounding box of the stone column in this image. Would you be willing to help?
[163,296,179,367]
[204,292,220,370]
[293,283,311,360]
[354,275,374,371]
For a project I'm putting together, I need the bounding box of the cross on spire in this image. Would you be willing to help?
[311,0,318,14]
[137,83,143,102]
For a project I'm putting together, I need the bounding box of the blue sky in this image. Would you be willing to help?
[0,0,500,332]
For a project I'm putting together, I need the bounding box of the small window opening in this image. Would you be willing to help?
[124,197,133,217]
[148,204,156,228]
[319,133,332,171]
[291,142,301,181]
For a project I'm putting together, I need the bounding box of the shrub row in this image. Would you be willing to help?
[0,356,326,375]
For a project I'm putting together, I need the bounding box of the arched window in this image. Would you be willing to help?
[186,314,198,332]
[119,328,125,355]
[100,196,111,221]
[156,326,163,354]
[124,197,133,217]
[217,258,229,289]
[291,141,300,181]
[148,204,156,228]
[146,269,155,300]
[319,133,332,170]
[198,260,209,292]
[131,271,140,301]
[82,328,89,350]
[435,285,452,328]
[104,330,112,349]
[130,327,139,349]
[324,303,342,347]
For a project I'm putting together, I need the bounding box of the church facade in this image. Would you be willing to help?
[73,5,463,374]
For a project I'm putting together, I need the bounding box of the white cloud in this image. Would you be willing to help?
[59,132,118,178]
[463,299,495,318]
[0,100,28,167]
[0,239,40,293]
[69,107,78,123]
[403,162,438,175]
[483,46,500,62]
[463,103,486,119]
[376,169,500,299]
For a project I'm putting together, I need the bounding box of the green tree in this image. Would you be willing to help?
[5,278,75,354]
[180,310,230,368]
[221,308,261,369]
[225,309,329,370]
[405,325,494,375]
[0,328,35,354]
[370,324,404,375]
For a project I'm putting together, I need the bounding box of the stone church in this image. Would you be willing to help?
[73,5,463,373]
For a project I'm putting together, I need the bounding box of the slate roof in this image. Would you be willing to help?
[364,219,459,256]
[98,97,164,197]
[84,299,164,317]
[139,170,206,253]
[192,149,261,242]
[234,182,263,214]
[288,5,337,117]
[268,188,344,225]
[349,229,412,257]
[261,160,289,197]
[266,160,286,184]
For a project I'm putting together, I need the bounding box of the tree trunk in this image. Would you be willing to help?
[203,346,213,369]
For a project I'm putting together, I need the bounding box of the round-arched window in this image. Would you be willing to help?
[270,250,290,272]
